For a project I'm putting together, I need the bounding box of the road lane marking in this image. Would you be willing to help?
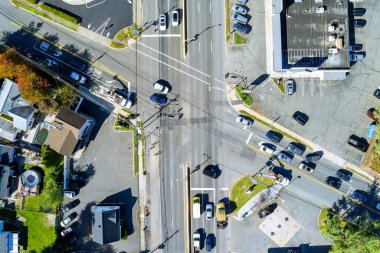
[137,41,211,77]
[128,46,210,85]
[246,133,253,144]
[198,41,201,52]
[198,2,200,13]
[141,34,181,37]
[210,41,213,53]
[210,2,212,13]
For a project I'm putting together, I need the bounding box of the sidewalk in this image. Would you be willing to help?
[226,84,376,182]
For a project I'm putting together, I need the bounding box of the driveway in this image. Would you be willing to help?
[63,101,139,252]
[40,0,133,38]
[226,0,380,166]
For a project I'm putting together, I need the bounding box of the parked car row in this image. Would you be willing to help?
[349,9,366,62]
[231,0,251,35]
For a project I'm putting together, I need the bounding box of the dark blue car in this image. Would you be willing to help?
[150,94,167,105]
[351,190,368,203]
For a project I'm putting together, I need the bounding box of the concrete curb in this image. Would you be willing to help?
[226,84,375,182]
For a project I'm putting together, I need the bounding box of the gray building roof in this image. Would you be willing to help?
[282,0,350,69]
[91,206,121,245]
[0,165,11,199]
[0,79,30,115]
[0,144,15,164]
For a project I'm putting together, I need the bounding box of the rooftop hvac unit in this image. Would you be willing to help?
[329,48,338,54]
[315,0,324,3]
[328,25,335,32]
[329,34,337,42]
[315,6,326,14]
[336,38,344,48]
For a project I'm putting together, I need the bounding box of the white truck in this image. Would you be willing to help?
[193,231,200,253]
[192,196,201,219]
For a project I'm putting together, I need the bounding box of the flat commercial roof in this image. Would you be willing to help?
[282,0,350,69]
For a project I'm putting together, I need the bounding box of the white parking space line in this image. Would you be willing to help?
[191,187,215,191]
[220,188,229,191]
[86,0,106,8]
[198,2,200,13]
[141,34,181,37]
[246,132,253,144]
[198,41,201,52]
[210,2,212,13]
[210,41,213,53]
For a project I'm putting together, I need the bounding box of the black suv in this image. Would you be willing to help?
[336,169,352,181]
[325,176,342,189]
[293,111,309,125]
[265,130,283,143]
[233,23,250,35]
[347,135,368,152]
[203,165,219,179]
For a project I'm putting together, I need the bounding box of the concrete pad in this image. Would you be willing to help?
[259,206,300,247]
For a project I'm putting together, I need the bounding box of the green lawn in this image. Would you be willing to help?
[318,208,329,236]
[17,210,56,252]
[234,33,248,45]
[225,0,231,41]
[20,190,55,212]
[230,175,275,213]
[235,86,253,106]
[0,208,56,252]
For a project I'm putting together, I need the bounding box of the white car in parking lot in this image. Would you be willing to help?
[236,115,253,126]
[172,10,179,26]
[232,4,248,15]
[258,142,276,154]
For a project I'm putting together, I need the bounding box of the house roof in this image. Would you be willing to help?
[8,106,35,120]
[0,165,11,199]
[0,79,30,115]
[0,118,19,142]
[0,145,15,164]
[91,206,121,245]
[45,109,87,156]
[56,108,87,130]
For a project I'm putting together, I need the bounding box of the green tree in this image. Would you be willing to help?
[322,209,380,253]
[41,145,63,168]
[43,178,63,209]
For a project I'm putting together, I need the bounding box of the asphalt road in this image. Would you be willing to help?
[0,1,378,252]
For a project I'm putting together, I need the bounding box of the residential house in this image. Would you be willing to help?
[0,145,15,199]
[0,220,19,253]
[91,205,121,245]
[0,79,37,142]
[45,108,92,156]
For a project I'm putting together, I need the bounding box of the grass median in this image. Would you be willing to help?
[230,174,275,214]
[225,0,231,41]
[235,86,253,106]
[239,110,312,149]
[110,25,142,49]
[234,33,248,45]
[12,0,78,31]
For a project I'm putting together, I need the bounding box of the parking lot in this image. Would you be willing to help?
[61,101,139,252]
[40,0,133,38]
[227,0,380,166]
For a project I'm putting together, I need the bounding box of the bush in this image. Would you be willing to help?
[39,3,79,25]
[41,145,63,169]
[235,86,253,106]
